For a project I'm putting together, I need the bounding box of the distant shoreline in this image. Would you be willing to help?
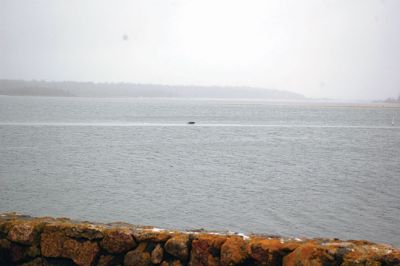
[0,79,306,100]
[1,94,400,108]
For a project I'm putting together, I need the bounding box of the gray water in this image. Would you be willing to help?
[0,96,399,246]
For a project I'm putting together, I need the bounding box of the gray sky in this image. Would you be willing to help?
[1,0,399,100]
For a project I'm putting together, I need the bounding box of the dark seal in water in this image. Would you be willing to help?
[187,121,195,124]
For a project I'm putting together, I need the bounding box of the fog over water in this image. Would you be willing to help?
[1,0,400,100]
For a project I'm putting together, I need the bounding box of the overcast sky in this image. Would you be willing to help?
[1,0,399,100]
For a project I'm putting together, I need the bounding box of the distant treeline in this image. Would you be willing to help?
[0,79,306,100]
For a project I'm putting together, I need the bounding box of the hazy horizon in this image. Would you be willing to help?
[1,0,400,101]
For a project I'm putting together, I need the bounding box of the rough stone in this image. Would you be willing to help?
[63,223,105,240]
[40,230,99,266]
[42,221,104,240]
[161,260,184,266]
[165,234,190,261]
[40,231,66,257]
[62,238,99,266]
[248,238,301,266]
[7,222,38,245]
[382,250,400,266]
[151,243,164,264]
[190,234,227,266]
[220,237,248,266]
[133,228,172,242]
[339,243,400,266]
[283,243,335,266]
[100,228,137,253]
[1,213,399,266]
[124,242,151,266]
[0,219,17,237]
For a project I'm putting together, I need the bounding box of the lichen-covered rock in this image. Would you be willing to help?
[190,234,227,266]
[62,238,99,266]
[124,242,151,266]
[41,230,99,266]
[283,243,335,266]
[100,228,137,253]
[165,234,189,261]
[340,243,400,266]
[382,250,400,266]
[97,255,118,266]
[40,231,66,257]
[43,221,104,240]
[220,237,248,266]
[0,221,13,238]
[7,222,38,245]
[63,223,104,240]
[161,259,184,266]
[248,238,301,266]
[151,243,164,264]
[1,213,400,266]
[133,228,172,242]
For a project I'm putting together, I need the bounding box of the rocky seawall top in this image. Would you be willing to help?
[0,213,399,266]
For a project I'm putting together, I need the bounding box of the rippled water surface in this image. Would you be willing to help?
[0,96,399,245]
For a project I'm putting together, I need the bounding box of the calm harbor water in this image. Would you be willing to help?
[0,96,399,246]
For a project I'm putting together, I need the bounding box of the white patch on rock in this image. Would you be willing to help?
[150,227,165,232]
[237,233,250,240]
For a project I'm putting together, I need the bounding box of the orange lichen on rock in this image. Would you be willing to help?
[1,213,399,266]
[162,259,184,266]
[100,227,137,253]
[40,229,99,266]
[40,231,66,257]
[247,238,302,266]
[42,220,105,240]
[165,233,190,262]
[133,228,174,242]
[62,238,99,266]
[124,242,152,266]
[97,254,116,266]
[382,249,400,266]
[7,222,39,245]
[220,236,248,266]
[151,243,164,264]
[282,242,335,266]
[190,234,227,266]
[340,242,400,266]
[282,241,400,266]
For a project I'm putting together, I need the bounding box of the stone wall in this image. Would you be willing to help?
[0,213,399,266]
